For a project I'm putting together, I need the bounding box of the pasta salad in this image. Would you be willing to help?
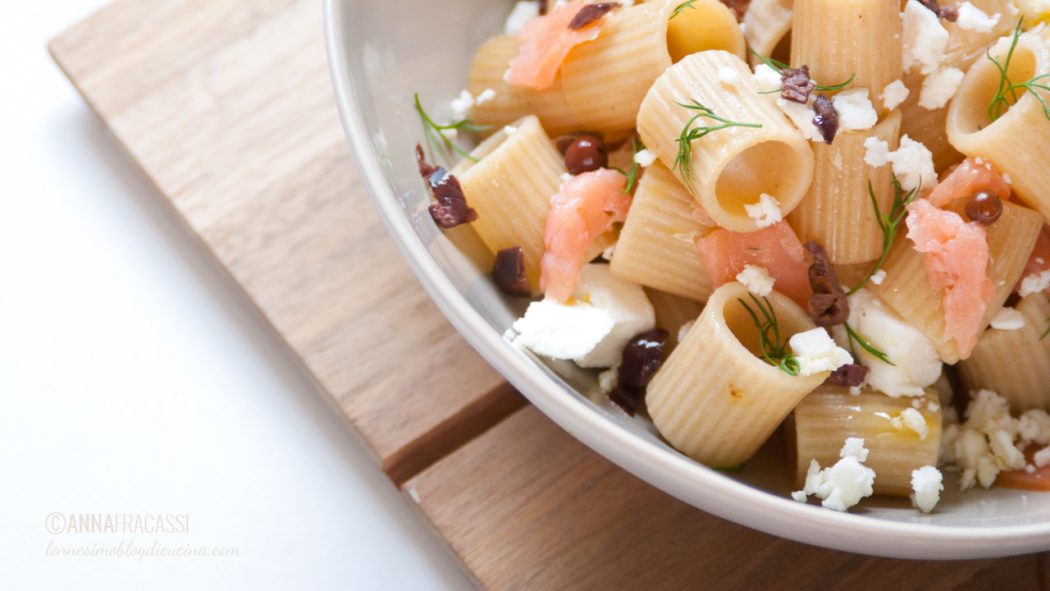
[412,0,1050,514]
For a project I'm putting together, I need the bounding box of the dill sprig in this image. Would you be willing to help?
[737,294,801,376]
[674,100,761,180]
[624,137,644,194]
[413,93,489,166]
[844,323,894,366]
[670,0,697,19]
[1041,318,1050,341]
[748,49,856,93]
[987,18,1050,122]
[848,174,920,295]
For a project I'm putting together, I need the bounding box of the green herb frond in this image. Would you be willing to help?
[624,137,645,194]
[1041,317,1050,341]
[414,93,489,166]
[737,294,801,376]
[848,174,920,295]
[987,18,1050,123]
[844,323,894,366]
[670,0,698,19]
[674,100,761,180]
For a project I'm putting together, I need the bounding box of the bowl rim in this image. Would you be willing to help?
[323,0,1050,559]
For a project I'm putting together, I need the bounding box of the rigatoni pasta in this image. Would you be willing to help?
[646,283,825,467]
[452,115,564,291]
[789,110,901,264]
[467,35,583,137]
[960,292,1050,412]
[610,162,714,301]
[637,51,814,232]
[793,386,942,496]
[743,0,793,67]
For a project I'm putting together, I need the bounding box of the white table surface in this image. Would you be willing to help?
[0,2,473,589]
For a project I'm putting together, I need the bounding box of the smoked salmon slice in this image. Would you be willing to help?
[506,0,607,91]
[906,198,994,357]
[696,222,812,307]
[927,158,1011,208]
[541,169,631,302]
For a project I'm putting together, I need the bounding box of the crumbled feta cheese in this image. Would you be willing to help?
[752,63,783,93]
[928,401,941,413]
[919,68,964,110]
[990,307,1026,330]
[776,97,821,141]
[1036,447,1050,468]
[677,321,695,343]
[558,173,573,188]
[891,408,930,439]
[943,389,1030,490]
[863,137,892,167]
[903,0,950,75]
[735,265,775,296]
[956,2,1001,32]
[833,89,878,131]
[850,385,862,395]
[503,0,541,35]
[717,66,741,88]
[1019,269,1050,297]
[870,269,886,285]
[1019,409,1050,445]
[633,149,657,167]
[789,328,853,376]
[503,124,519,135]
[791,439,877,511]
[598,366,619,393]
[450,89,474,120]
[512,264,655,368]
[888,135,937,193]
[1027,464,1038,473]
[881,79,910,111]
[744,193,783,227]
[910,465,943,513]
[838,289,942,397]
[476,88,497,105]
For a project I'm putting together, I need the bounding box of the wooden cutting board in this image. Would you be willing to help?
[50,1,1050,588]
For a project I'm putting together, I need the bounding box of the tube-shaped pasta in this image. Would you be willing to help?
[897,71,965,173]
[789,110,902,265]
[646,282,826,467]
[744,0,793,67]
[793,386,942,497]
[790,0,901,112]
[467,35,583,137]
[453,116,564,291]
[560,0,745,133]
[868,201,1043,363]
[645,288,705,350]
[637,51,815,232]
[560,1,675,133]
[960,292,1050,412]
[610,162,714,301]
[942,0,1020,70]
[947,33,1050,220]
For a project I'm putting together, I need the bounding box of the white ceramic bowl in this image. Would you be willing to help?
[324,0,1050,558]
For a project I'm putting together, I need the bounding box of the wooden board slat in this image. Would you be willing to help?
[405,407,1050,591]
[48,0,524,484]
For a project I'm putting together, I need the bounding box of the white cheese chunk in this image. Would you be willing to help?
[1035,447,1050,468]
[891,408,930,439]
[910,465,943,513]
[840,289,942,397]
[475,87,497,105]
[450,89,475,120]
[503,0,541,35]
[870,269,887,285]
[735,265,775,296]
[752,63,783,94]
[990,307,1026,330]
[744,193,783,227]
[1019,269,1050,297]
[956,2,1001,32]
[717,66,741,88]
[832,88,878,131]
[792,439,877,511]
[513,264,655,368]
[888,135,937,193]
[919,68,964,110]
[633,148,657,167]
[903,0,950,75]
[776,97,821,141]
[789,328,853,376]
[863,137,892,167]
[881,79,910,111]
[943,389,1029,490]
